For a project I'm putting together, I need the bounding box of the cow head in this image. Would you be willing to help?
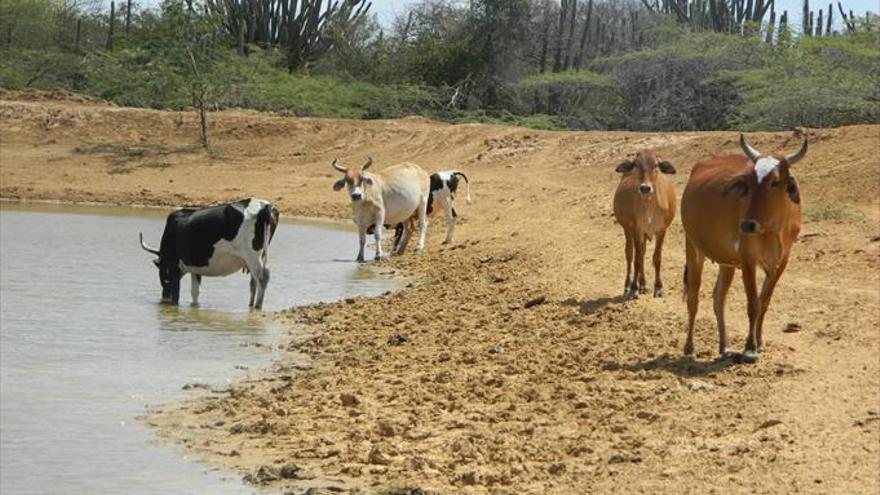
[332,157,373,202]
[139,233,181,304]
[724,134,807,235]
[615,150,676,194]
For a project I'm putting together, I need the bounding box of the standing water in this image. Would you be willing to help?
[0,203,398,494]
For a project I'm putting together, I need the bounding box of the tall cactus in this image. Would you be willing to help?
[204,0,371,70]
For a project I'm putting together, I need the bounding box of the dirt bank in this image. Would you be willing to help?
[2,92,878,494]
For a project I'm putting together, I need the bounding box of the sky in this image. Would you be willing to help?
[128,0,878,32]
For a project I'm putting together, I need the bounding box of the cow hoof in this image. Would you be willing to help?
[683,344,694,357]
[715,351,735,362]
[638,286,648,295]
[190,302,200,307]
[740,351,759,364]
[653,288,664,298]
[757,345,765,353]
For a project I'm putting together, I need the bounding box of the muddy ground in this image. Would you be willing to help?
[1,91,878,494]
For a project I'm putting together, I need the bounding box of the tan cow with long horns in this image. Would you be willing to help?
[332,157,431,262]
[681,134,807,363]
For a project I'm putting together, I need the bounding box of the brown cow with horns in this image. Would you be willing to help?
[681,134,807,363]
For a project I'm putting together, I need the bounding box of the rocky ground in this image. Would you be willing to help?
[2,91,878,494]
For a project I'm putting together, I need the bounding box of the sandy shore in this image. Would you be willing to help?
[2,91,879,494]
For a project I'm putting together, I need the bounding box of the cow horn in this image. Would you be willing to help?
[332,159,347,173]
[784,138,808,165]
[739,134,761,162]
[361,156,373,171]
[139,233,160,256]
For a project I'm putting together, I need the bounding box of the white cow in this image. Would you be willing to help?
[332,157,430,262]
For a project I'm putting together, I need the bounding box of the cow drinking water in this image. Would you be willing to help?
[139,198,279,309]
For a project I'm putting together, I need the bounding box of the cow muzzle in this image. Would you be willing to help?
[350,192,363,201]
[739,219,763,235]
[638,184,653,194]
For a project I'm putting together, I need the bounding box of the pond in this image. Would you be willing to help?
[0,203,398,494]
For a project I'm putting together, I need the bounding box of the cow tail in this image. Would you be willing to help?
[453,171,472,204]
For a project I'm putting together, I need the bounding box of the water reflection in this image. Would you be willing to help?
[155,304,267,334]
[0,204,399,495]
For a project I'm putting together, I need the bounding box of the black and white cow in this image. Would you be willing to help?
[426,170,471,244]
[139,198,279,309]
[387,170,471,250]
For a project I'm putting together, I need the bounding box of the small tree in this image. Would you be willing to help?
[160,0,226,149]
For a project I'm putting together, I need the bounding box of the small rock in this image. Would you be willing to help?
[688,380,717,392]
[182,382,210,391]
[756,419,783,430]
[548,463,566,475]
[524,295,546,309]
[783,322,802,333]
[387,333,409,346]
[279,464,303,479]
[490,274,506,283]
[367,445,392,465]
[340,393,360,407]
[458,471,478,485]
[377,421,396,437]
[242,465,279,485]
[488,344,505,354]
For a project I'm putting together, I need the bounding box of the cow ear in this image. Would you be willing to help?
[723,176,748,198]
[786,177,801,204]
[362,176,373,186]
[333,178,346,191]
[615,160,635,174]
[658,161,676,174]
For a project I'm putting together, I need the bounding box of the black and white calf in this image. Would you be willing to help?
[139,198,279,309]
[389,170,471,250]
[427,170,471,244]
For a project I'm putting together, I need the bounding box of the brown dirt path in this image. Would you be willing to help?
[2,92,878,494]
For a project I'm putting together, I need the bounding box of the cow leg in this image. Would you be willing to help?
[442,197,456,244]
[741,262,761,363]
[245,261,270,310]
[415,194,429,252]
[397,218,414,255]
[756,258,788,353]
[190,274,201,306]
[373,211,385,261]
[632,232,647,296]
[356,223,367,263]
[637,234,649,294]
[254,267,270,310]
[652,230,667,297]
[713,265,736,357]
[683,239,705,357]
[392,223,404,254]
[623,228,635,296]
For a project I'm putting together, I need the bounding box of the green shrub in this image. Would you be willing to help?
[513,71,623,129]
[723,31,880,129]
